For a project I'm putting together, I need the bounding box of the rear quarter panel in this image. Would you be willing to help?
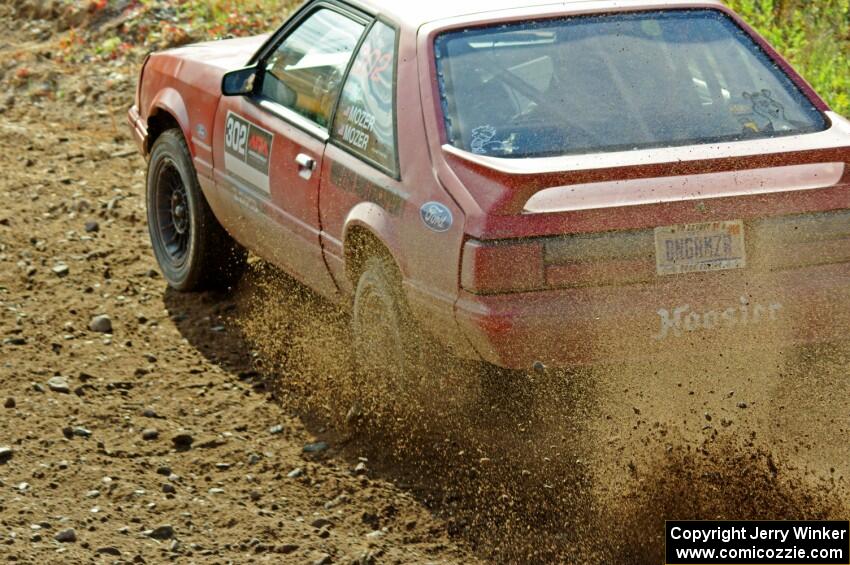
[319,20,475,355]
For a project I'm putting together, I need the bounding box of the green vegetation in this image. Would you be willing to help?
[55,0,299,63]
[168,0,299,39]
[728,0,850,116]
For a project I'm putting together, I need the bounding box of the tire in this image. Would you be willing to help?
[351,255,425,409]
[146,129,246,291]
[350,254,536,423]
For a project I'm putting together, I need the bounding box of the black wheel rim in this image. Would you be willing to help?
[154,160,190,268]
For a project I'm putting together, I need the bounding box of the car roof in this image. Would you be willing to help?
[348,0,727,29]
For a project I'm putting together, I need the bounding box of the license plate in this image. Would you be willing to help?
[655,220,746,276]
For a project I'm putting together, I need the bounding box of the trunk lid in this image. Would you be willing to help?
[444,115,850,240]
[448,115,850,293]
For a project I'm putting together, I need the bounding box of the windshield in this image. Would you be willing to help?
[434,10,827,158]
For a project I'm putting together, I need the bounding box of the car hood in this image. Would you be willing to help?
[142,34,270,113]
[165,34,270,70]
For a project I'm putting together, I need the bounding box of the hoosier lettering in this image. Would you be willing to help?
[655,296,783,340]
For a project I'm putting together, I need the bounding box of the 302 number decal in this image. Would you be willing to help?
[222,112,274,189]
[225,115,248,156]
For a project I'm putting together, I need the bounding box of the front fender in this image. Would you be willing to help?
[147,87,192,151]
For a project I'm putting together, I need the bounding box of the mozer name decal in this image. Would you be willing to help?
[224,112,274,194]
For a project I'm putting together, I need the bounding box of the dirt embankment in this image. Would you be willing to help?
[1,5,849,565]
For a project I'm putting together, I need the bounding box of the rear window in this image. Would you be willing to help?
[434,10,827,158]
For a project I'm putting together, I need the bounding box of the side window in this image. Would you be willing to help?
[260,9,365,128]
[332,22,398,175]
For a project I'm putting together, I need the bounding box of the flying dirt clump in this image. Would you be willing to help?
[233,263,850,564]
[598,435,847,562]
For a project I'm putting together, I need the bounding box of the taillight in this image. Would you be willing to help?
[461,230,655,294]
[461,239,546,294]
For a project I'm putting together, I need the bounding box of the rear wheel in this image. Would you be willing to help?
[146,129,246,291]
[352,255,423,406]
[350,253,533,422]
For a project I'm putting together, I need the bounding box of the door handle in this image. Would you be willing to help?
[295,153,317,179]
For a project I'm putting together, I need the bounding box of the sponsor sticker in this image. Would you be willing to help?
[223,112,274,193]
[420,202,453,233]
[336,105,375,152]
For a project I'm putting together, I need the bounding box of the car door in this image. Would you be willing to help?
[213,4,367,298]
[318,20,406,292]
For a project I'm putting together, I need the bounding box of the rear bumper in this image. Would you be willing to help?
[127,105,148,156]
[455,262,850,370]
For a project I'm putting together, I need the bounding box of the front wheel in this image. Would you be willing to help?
[146,129,246,291]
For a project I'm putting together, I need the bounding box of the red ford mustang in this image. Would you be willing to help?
[129,0,850,380]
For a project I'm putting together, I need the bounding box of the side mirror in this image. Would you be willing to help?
[222,66,258,96]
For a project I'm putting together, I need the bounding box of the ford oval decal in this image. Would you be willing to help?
[420,202,453,233]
